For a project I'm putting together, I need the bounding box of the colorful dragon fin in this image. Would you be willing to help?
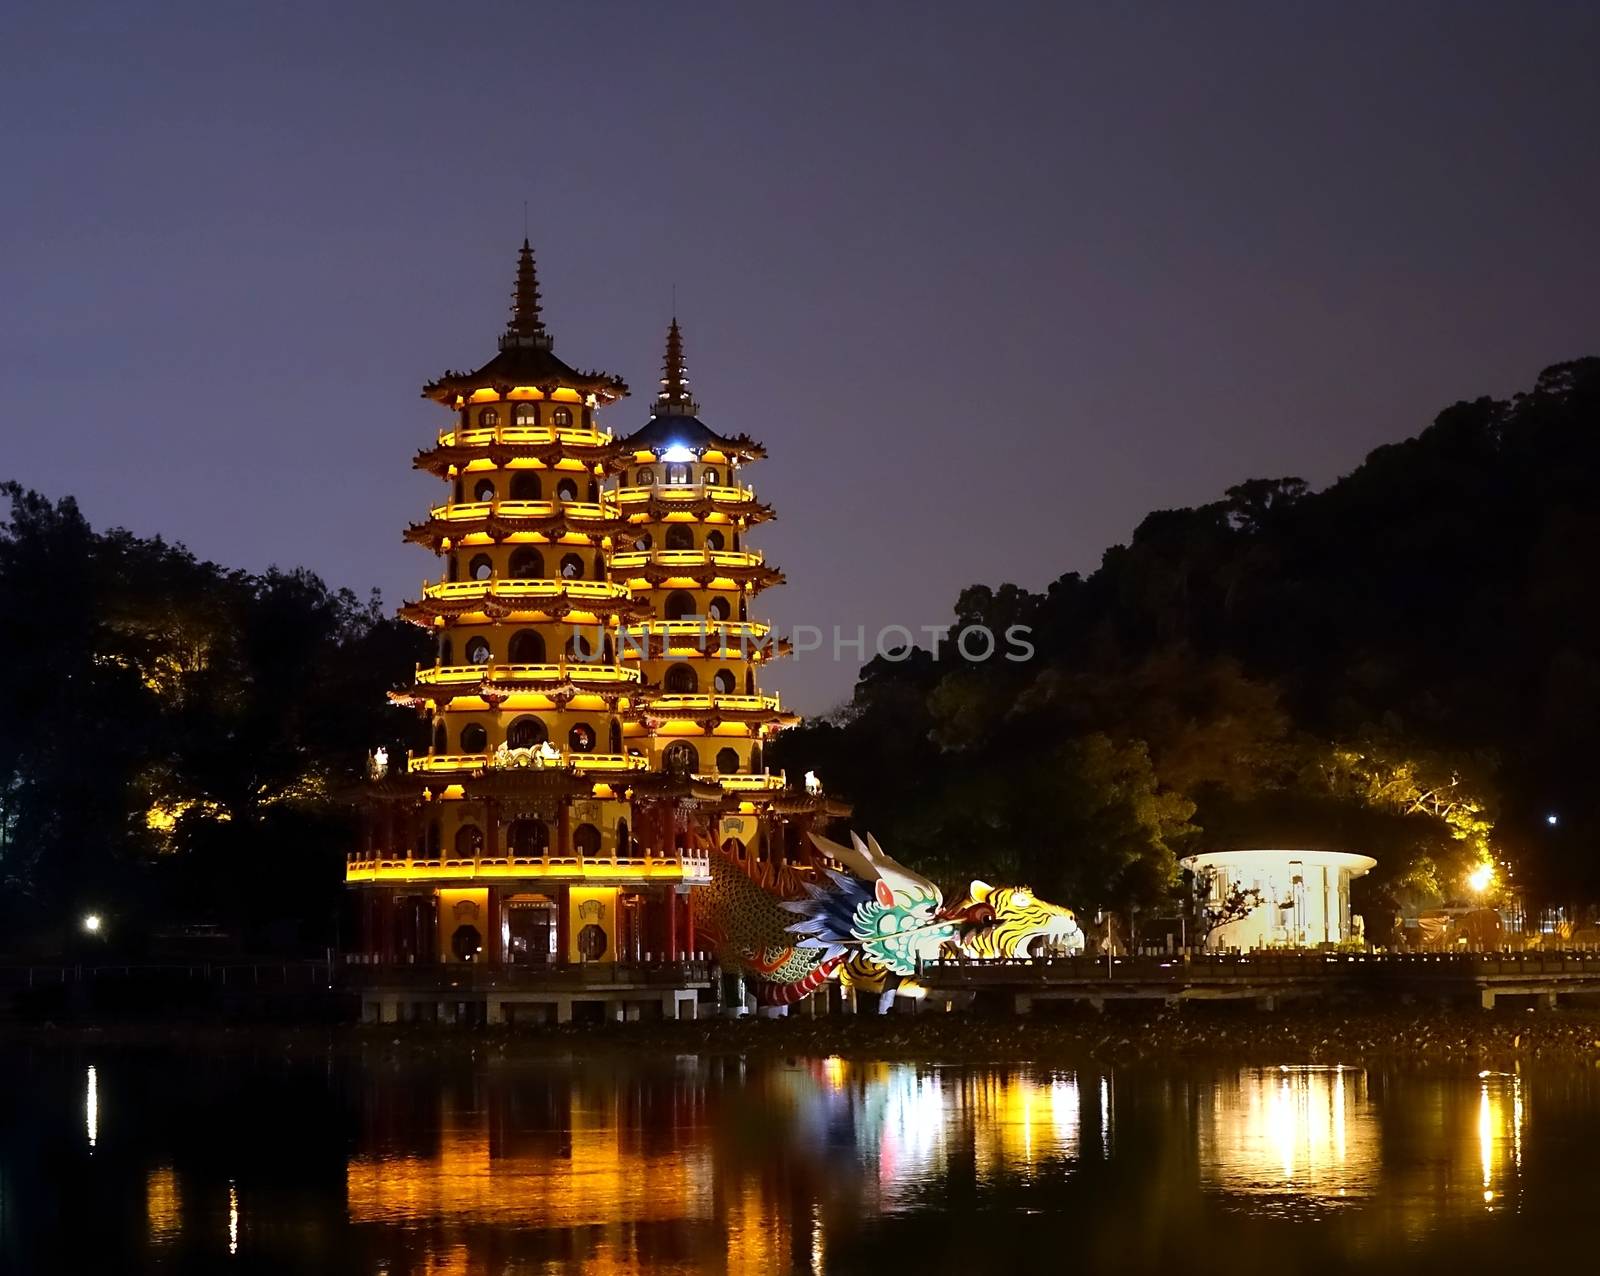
[779,867,870,963]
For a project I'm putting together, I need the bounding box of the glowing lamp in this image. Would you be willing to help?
[661,444,694,463]
[1546,813,1559,827]
[82,913,103,934]
[1467,864,1494,895]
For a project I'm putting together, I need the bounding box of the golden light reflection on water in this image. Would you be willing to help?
[345,1113,713,1229]
[1196,1065,1530,1225]
[1199,1067,1378,1211]
[1477,1072,1524,1210]
[144,1167,181,1245]
[327,1057,1542,1272]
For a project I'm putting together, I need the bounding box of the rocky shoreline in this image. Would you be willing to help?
[8,1004,1600,1069]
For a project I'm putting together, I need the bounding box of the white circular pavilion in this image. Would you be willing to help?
[1181,848,1377,951]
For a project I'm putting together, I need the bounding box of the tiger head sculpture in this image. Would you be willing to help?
[946,880,1084,958]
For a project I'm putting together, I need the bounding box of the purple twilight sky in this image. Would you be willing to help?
[2,1,1597,714]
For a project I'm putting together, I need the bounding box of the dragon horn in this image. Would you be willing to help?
[809,832,880,882]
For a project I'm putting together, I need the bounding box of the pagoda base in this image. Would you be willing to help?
[345,959,713,1027]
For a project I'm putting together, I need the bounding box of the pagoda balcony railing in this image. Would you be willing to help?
[338,960,716,988]
[346,843,711,883]
[616,482,756,504]
[408,750,651,775]
[647,692,783,715]
[609,548,766,571]
[427,497,622,522]
[697,772,789,792]
[414,661,642,687]
[621,619,772,644]
[438,423,614,449]
[421,578,636,605]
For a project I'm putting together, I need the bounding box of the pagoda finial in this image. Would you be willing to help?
[656,316,699,415]
[501,238,551,351]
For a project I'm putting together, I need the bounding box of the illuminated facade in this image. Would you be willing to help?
[1183,848,1376,951]
[345,242,840,1022]
[613,319,803,860]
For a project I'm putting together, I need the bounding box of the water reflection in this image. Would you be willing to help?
[1198,1066,1379,1213]
[1477,1071,1524,1210]
[0,1044,1592,1275]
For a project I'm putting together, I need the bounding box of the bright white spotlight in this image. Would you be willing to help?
[661,444,694,462]
[82,913,103,934]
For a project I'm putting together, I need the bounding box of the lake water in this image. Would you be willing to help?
[2,1040,1597,1274]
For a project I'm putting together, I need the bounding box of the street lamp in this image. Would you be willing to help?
[1467,864,1494,895]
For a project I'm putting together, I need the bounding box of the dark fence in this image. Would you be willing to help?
[0,960,338,1022]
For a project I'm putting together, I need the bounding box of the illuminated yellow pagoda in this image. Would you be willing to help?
[611,319,800,818]
[346,242,722,1024]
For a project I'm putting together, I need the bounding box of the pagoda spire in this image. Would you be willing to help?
[656,316,699,415]
[500,238,551,351]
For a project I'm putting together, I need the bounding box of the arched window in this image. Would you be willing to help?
[507,818,549,856]
[508,629,546,664]
[566,630,593,660]
[478,407,498,428]
[635,531,652,551]
[455,823,484,857]
[552,407,573,427]
[509,471,541,500]
[513,403,537,427]
[667,463,690,485]
[464,636,491,665]
[609,718,622,753]
[573,822,602,856]
[665,590,696,621]
[707,596,731,620]
[568,722,596,753]
[451,925,482,961]
[716,747,741,775]
[665,524,695,551]
[616,818,630,854]
[469,554,494,581]
[559,553,584,580]
[460,722,488,753]
[705,529,725,551]
[425,820,442,857]
[508,546,543,578]
[662,741,699,775]
[703,468,719,486]
[453,478,464,503]
[438,635,453,666]
[507,716,547,750]
[636,467,656,486]
[713,668,736,694]
[587,479,599,502]
[473,478,496,502]
[750,742,763,772]
[555,478,578,501]
[664,663,698,693]
[433,721,447,753]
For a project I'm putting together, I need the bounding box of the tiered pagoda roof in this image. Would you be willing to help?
[398,579,652,626]
[403,500,644,551]
[619,317,766,459]
[421,240,629,406]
